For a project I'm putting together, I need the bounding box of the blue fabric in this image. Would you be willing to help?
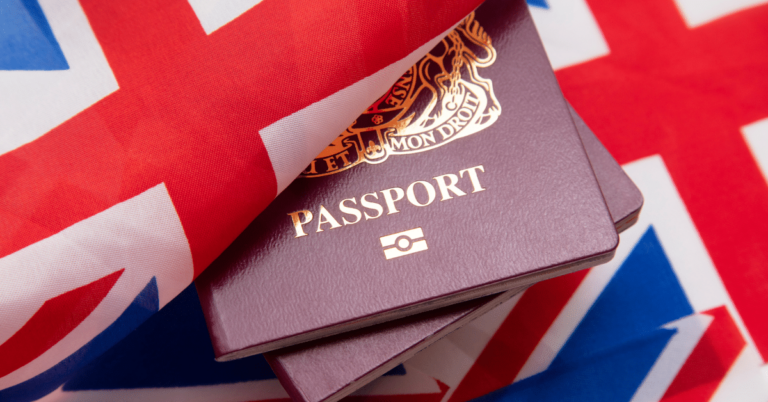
[473,226,695,402]
[475,328,675,402]
[526,0,549,9]
[553,227,693,365]
[65,281,407,390]
[384,364,407,376]
[64,284,276,390]
[0,0,68,70]
[1,277,159,401]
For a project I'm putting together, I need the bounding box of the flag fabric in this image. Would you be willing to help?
[33,158,768,402]
[365,0,768,400]
[396,156,768,402]
[0,0,483,398]
[6,275,418,401]
[4,0,768,401]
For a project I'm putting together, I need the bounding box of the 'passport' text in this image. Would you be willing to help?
[287,165,486,238]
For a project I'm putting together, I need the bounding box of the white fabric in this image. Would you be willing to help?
[0,0,118,157]
[187,0,265,34]
[397,155,768,401]
[528,0,610,70]
[0,184,193,389]
[674,0,768,27]
[259,22,460,195]
[631,314,713,402]
[742,117,768,186]
[406,293,523,402]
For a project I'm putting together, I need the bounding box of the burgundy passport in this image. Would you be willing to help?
[263,106,643,402]
[196,0,619,360]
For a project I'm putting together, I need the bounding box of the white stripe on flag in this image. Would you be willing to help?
[259,21,461,195]
[0,183,193,389]
[515,154,757,383]
[630,314,713,402]
[710,345,768,402]
[625,156,758,360]
[673,0,768,28]
[514,259,621,382]
[742,117,768,187]
[529,0,609,70]
[406,292,523,402]
[0,0,118,157]
[187,0,265,35]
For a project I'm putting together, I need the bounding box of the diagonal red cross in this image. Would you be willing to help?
[557,0,768,358]
[0,0,480,275]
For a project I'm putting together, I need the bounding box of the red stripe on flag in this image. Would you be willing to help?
[448,270,589,402]
[0,269,124,378]
[660,306,745,402]
[557,0,768,358]
[0,0,483,277]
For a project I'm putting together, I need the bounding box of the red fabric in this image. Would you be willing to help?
[558,0,768,359]
[0,0,483,276]
[661,306,745,401]
[449,270,590,402]
[0,269,123,378]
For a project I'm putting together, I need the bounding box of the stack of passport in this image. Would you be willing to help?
[195,0,644,400]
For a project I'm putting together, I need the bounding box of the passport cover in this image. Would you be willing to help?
[196,0,619,360]
[263,106,643,402]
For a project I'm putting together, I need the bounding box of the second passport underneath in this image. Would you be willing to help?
[196,0,619,361]
[264,106,643,402]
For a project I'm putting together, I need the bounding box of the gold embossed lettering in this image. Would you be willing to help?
[380,187,405,215]
[386,94,403,107]
[385,74,412,107]
[407,135,423,149]
[392,86,408,98]
[437,124,455,140]
[339,197,362,225]
[316,205,342,232]
[361,193,384,220]
[337,150,352,168]
[407,181,436,207]
[302,160,318,175]
[419,131,436,147]
[390,136,409,151]
[288,210,313,238]
[324,156,339,172]
[459,165,487,193]
[433,173,467,201]
[463,93,480,113]
[291,165,489,239]
[299,13,500,179]
[447,116,467,132]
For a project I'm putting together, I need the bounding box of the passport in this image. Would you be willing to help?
[195,0,619,360]
[263,106,643,402]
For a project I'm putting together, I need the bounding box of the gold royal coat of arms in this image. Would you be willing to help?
[302,12,501,178]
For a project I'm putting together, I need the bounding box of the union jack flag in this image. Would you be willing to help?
[0,0,480,398]
[367,0,768,400]
[394,157,768,402]
[28,157,768,401]
[3,0,768,400]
